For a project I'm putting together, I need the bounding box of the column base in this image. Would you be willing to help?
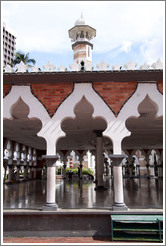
[42,203,58,211]
[94,186,107,191]
[112,203,128,211]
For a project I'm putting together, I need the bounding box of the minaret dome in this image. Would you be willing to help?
[75,13,86,26]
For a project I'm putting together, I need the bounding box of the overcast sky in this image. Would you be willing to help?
[2,1,164,70]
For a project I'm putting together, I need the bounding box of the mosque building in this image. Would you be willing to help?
[3,14,163,238]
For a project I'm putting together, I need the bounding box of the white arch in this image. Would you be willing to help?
[103,83,163,154]
[3,86,50,125]
[38,83,115,155]
[118,83,163,120]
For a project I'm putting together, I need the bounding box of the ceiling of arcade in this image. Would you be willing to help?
[3,94,163,152]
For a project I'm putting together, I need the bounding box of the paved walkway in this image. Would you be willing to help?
[3,237,136,244]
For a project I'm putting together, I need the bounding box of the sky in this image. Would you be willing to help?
[1,1,165,71]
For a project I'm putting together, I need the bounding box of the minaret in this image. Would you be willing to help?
[68,14,96,71]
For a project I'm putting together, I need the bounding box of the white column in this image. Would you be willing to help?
[46,167,56,203]
[110,154,128,210]
[42,155,59,210]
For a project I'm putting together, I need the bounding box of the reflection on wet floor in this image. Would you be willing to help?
[3,177,163,210]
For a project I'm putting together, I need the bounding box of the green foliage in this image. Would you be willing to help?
[11,51,36,67]
[71,168,78,175]
[82,168,94,175]
[57,167,94,176]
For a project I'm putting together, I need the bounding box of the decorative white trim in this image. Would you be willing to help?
[112,64,122,71]
[4,64,14,73]
[38,83,115,154]
[103,82,163,154]
[69,62,80,71]
[117,83,163,120]
[31,65,40,72]
[43,61,56,72]
[4,82,163,157]
[74,48,87,54]
[96,59,109,71]
[151,58,163,69]
[124,60,137,70]
[16,61,28,73]
[139,62,150,70]
[3,86,50,125]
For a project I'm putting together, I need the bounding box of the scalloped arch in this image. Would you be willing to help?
[38,83,115,154]
[117,83,163,121]
[3,86,50,125]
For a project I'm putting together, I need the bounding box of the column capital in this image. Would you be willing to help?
[109,154,127,166]
[42,155,59,167]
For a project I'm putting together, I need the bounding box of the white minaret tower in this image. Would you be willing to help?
[68,14,96,71]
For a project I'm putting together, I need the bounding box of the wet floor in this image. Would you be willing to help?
[3,177,163,210]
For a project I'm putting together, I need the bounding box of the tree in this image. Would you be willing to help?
[11,51,36,67]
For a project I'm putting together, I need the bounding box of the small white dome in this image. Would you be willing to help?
[75,13,86,26]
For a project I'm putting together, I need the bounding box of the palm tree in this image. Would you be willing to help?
[11,51,36,67]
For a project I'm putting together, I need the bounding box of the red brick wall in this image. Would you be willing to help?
[31,83,73,117]
[3,85,11,97]
[157,81,163,94]
[93,82,138,116]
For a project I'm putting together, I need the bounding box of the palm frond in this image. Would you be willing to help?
[12,51,36,66]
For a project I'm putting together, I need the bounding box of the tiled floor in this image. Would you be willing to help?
[3,177,163,210]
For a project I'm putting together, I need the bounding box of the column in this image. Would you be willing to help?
[22,146,27,181]
[90,150,96,182]
[109,154,128,210]
[28,147,32,179]
[145,151,151,178]
[62,156,67,179]
[42,155,59,211]
[16,144,21,182]
[94,151,98,183]
[158,150,163,178]
[3,161,8,184]
[104,157,110,176]
[8,142,14,183]
[25,165,29,180]
[32,149,37,179]
[79,156,83,179]
[8,166,13,183]
[94,130,106,190]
